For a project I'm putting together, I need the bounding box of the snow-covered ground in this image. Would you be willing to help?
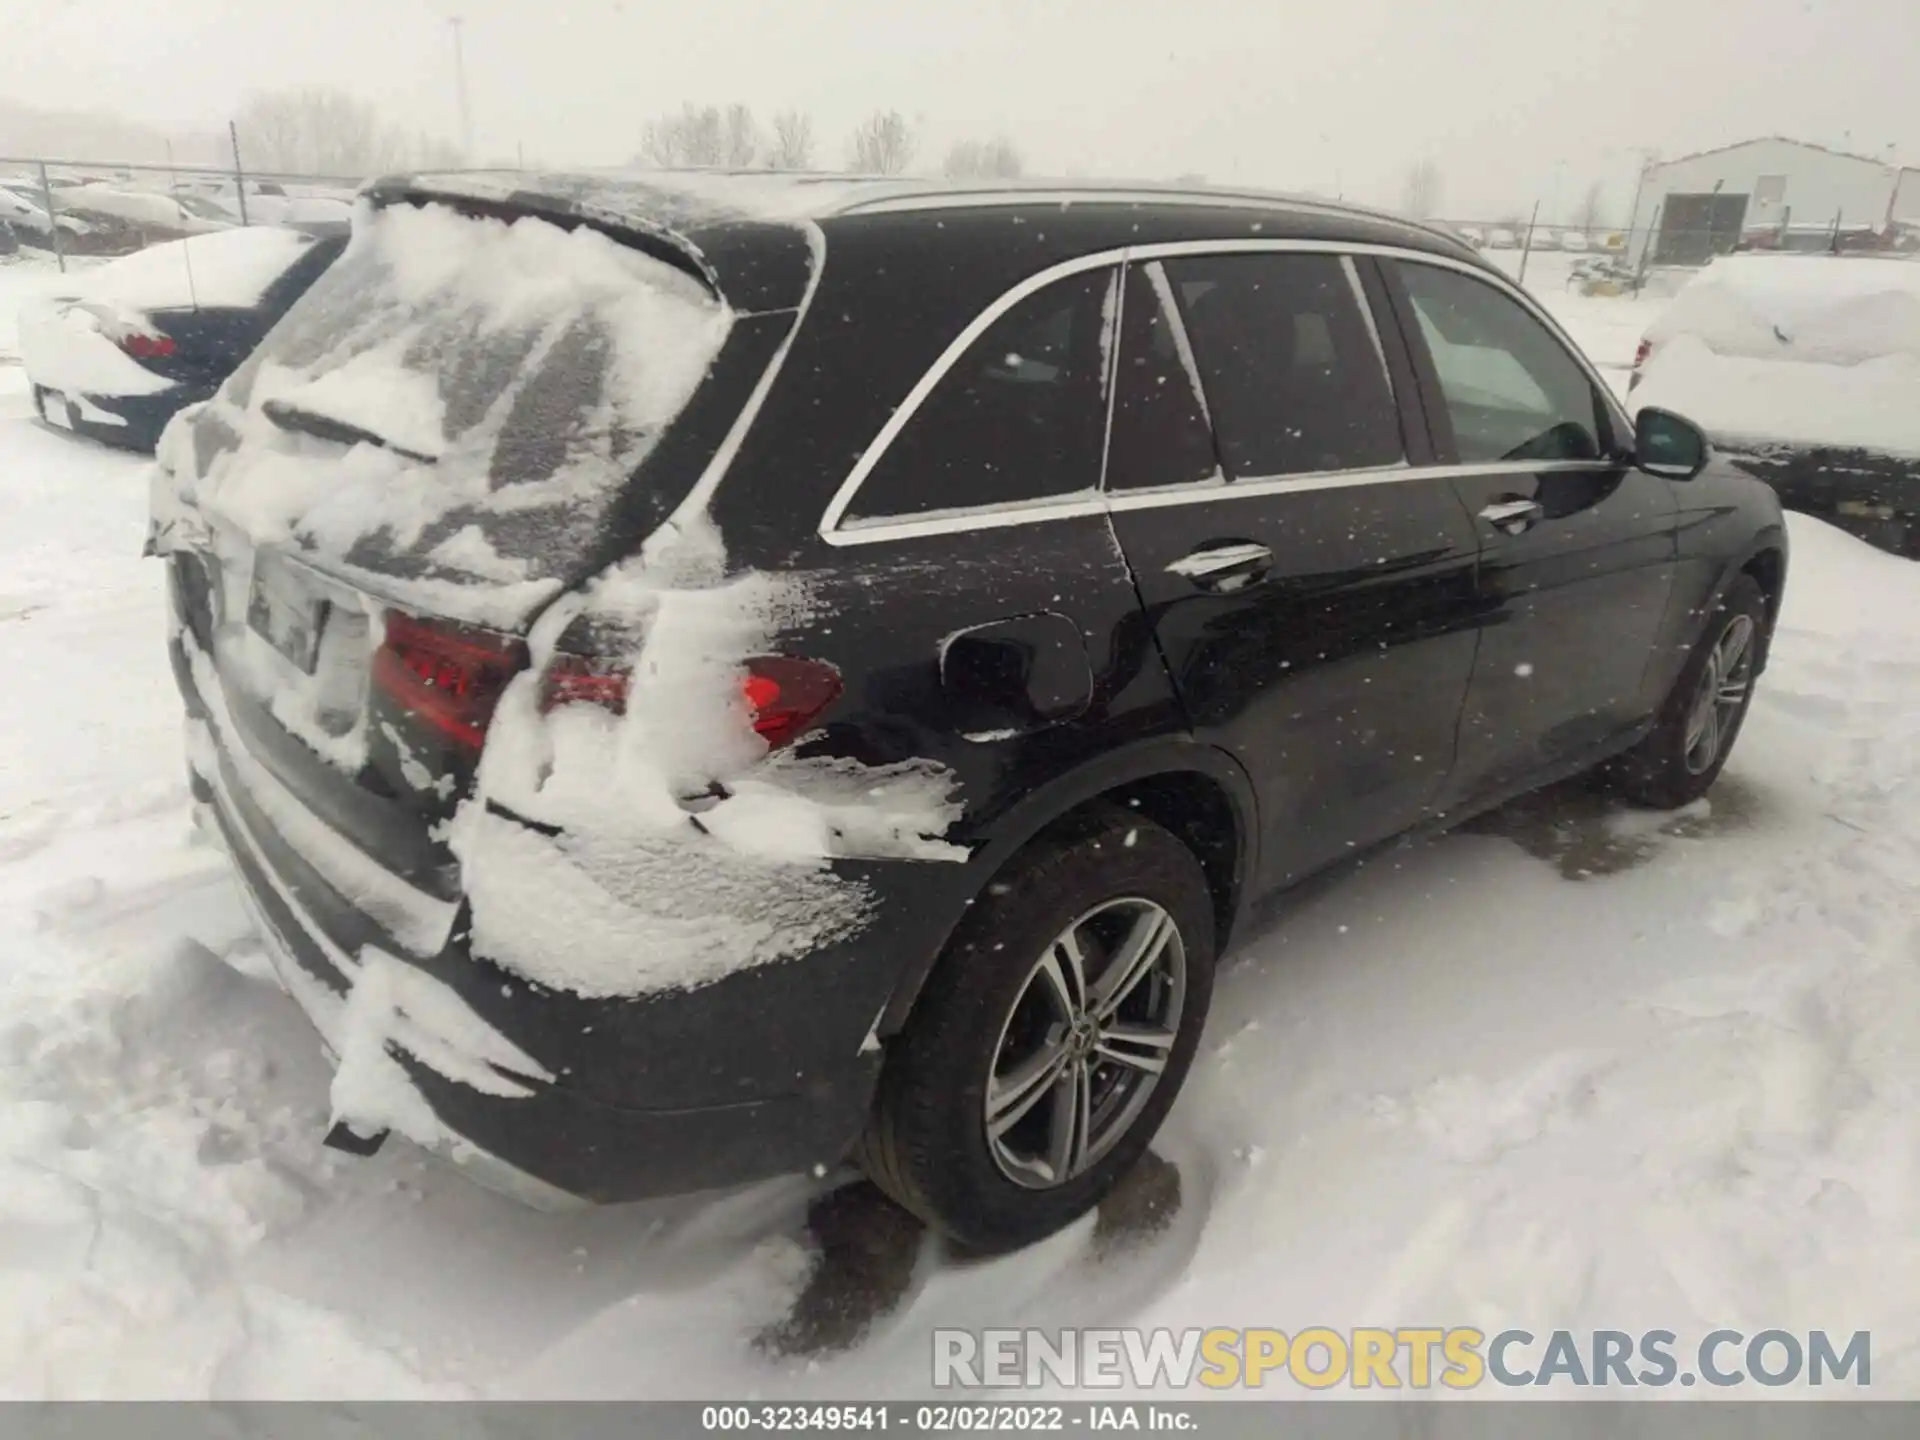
[0,246,1915,1399]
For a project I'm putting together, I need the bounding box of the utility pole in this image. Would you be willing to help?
[228,121,251,225]
[449,16,475,163]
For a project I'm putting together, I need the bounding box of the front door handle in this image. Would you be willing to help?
[1479,497,1544,534]
[1166,541,1273,592]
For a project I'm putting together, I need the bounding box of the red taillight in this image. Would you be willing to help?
[1633,338,1652,369]
[121,332,176,359]
[372,611,528,749]
[741,656,843,749]
[538,652,841,751]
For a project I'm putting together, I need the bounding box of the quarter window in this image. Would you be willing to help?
[844,268,1117,522]
[1394,261,1607,463]
[1105,263,1222,492]
[1160,253,1403,479]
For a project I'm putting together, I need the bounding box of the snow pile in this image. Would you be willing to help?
[449,518,965,999]
[164,202,733,627]
[1634,255,1920,454]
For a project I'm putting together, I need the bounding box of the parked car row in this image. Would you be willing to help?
[1453,223,1626,253]
[1,175,355,254]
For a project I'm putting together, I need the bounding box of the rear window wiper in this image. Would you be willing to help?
[261,399,440,465]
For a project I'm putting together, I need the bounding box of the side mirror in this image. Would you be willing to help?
[1634,407,1710,480]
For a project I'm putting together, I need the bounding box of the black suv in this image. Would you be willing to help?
[150,172,1787,1251]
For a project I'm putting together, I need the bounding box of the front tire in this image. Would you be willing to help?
[1605,574,1767,809]
[858,810,1216,1252]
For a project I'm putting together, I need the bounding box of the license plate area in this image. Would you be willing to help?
[247,552,330,675]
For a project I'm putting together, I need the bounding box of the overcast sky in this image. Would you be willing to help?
[4,0,1915,219]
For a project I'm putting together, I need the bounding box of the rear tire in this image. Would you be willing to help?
[1604,574,1767,809]
[858,810,1216,1253]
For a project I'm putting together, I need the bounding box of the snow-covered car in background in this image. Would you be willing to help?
[55,184,236,248]
[0,183,100,250]
[148,170,1788,1250]
[1631,254,1920,556]
[1559,229,1591,253]
[19,226,345,451]
[1456,224,1486,248]
[1486,226,1519,248]
[1529,228,1562,251]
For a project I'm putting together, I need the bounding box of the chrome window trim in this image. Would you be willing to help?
[1141,259,1219,440]
[1105,458,1613,514]
[1342,254,1395,391]
[817,238,1626,550]
[815,251,1123,540]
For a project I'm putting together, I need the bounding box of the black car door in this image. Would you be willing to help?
[1102,250,1484,892]
[1379,258,1679,810]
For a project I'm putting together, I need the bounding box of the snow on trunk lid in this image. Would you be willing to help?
[168,200,733,632]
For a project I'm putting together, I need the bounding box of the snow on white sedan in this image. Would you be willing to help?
[1630,253,1920,557]
[17,226,344,452]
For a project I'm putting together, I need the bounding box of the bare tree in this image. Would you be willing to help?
[234,88,458,178]
[722,104,759,167]
[848,110,914,175]
[942,137,1024,179]
[766,109,815,170]
[1401,158,1442,220]
[639,103,725,167]
[1573,181,1609,235]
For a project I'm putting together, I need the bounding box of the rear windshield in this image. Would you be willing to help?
[191,201,730,614]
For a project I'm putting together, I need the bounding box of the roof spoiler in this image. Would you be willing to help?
[360,178,723,300]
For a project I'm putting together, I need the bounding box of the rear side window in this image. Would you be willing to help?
[1161,253,1402,479]
[1105,262,1222,492]
[845,268,1117,522]
[1394,261,1606,463]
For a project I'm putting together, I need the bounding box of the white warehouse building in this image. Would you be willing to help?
[1625,136,1920,269]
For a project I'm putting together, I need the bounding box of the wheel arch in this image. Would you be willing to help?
[874,739,1258,1037]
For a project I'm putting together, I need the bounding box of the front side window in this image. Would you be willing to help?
[844,268,1117,522]
[1160,253,1402,479]
[1395,261,1607,463]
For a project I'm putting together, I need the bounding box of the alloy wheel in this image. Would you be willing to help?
[983,897,1187,1189]
[1683,612,1756,774]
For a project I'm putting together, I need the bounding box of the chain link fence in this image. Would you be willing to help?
[0,153,367,269]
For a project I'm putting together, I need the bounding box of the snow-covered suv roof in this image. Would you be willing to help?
[363,168,1471,312]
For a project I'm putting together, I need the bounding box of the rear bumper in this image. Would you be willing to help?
[167,621,950,1205]
[32,380,189,453]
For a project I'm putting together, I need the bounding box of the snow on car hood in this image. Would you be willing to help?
[160,201,732,630]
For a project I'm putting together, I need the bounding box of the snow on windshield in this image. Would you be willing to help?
[169,202,732,628]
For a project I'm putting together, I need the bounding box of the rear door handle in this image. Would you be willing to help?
[1478,497,1544,534]
[1165,541,1273,591]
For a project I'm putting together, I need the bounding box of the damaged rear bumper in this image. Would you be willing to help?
[171,626,924,1206]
